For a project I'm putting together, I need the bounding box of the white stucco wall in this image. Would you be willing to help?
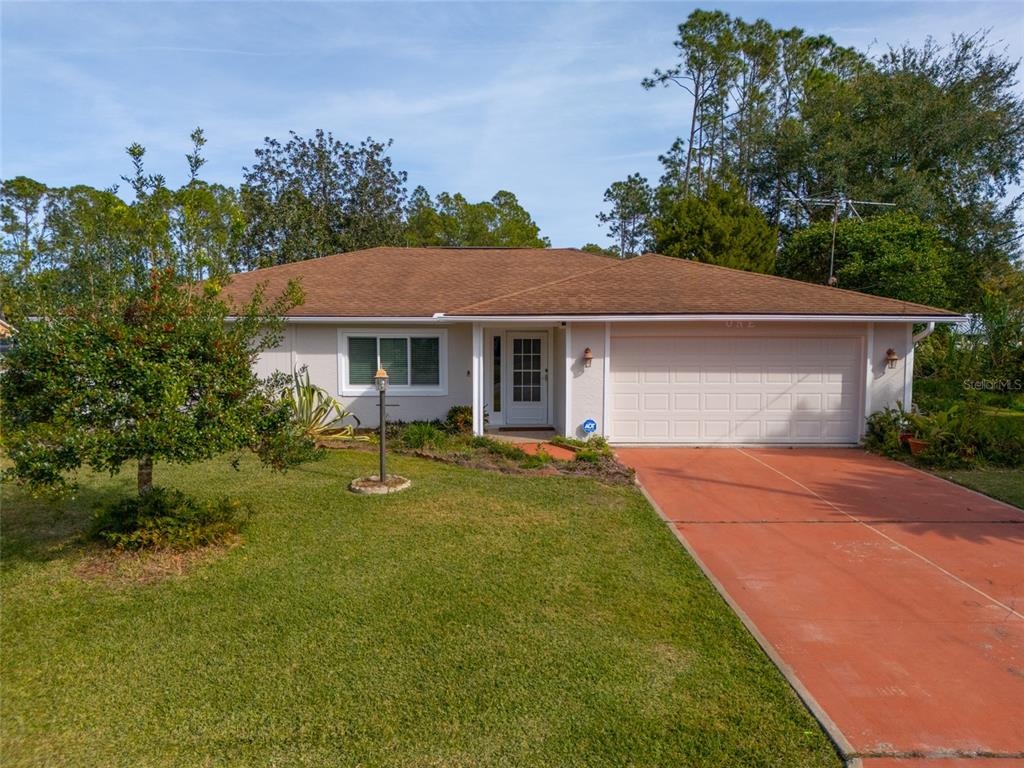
[552,325,566,434]
[255,322,474,427]
[257,318,917,438]
[566,322,608,439]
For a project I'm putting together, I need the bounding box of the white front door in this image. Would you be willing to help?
[506,333,548,425]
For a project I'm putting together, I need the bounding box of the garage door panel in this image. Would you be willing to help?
[735,366,762,383]
[703,420,731,439]
[613,392,639,410]
[643,392,670,410]
[674,420,699,438]
[674,393,699,410]
[610,335,861,444]
[735,393,761,411]
[733,420,761,439]
[703,392,730,411]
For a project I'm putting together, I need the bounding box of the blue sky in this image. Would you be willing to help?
[3,1,1023,248]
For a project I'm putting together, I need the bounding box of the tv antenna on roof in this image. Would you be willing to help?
[783,194,896,286]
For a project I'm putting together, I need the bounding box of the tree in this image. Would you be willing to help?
[652,178,775,272]
[0,269,305,496]
[580,242,618,258]
[1,130,247,320]
[644,13,1024,304]
[403,188,548,247]
[241,131,407,267]
[776,212,959,308]
[595,174,653,257]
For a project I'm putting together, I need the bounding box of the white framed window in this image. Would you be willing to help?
[338,329,448,396]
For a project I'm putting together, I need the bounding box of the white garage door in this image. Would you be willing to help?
[610,336,862,444]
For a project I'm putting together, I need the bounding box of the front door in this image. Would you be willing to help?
[506,333,548,425]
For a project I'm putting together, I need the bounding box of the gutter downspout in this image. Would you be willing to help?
[912,322,936,344]
[903,322,936,413]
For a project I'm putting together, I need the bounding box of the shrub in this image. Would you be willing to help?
[574,448,604,464]
[90,487,247,551]
[470,436,528,461]
[550,435,614,458]
[863,405,908,459]
[446,405,474,434]
[521,452,552,469]
[401,422,450,450]
[284,367,364,441]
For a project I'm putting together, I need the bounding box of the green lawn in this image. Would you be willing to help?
[1,451,840,768]
[932,467,1024,509]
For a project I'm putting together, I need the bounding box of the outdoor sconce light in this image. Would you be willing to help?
[374,368,389,480]
[582,347,594,368]
[885,348,899,370]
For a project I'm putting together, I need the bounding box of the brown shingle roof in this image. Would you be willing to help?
[218,247,960,319]
[448,253,960,317]
[217,247,612,317]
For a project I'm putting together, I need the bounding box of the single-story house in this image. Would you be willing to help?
[220,247,962,444]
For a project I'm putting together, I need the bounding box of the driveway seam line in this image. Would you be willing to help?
[630,476,858,766]
[735,448,1024,622]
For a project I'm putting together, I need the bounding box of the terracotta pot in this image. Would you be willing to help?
[899,432,913,446]
[907,437,929,456]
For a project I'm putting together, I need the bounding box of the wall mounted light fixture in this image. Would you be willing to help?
[885,348,898,369]
[582,347,594,368]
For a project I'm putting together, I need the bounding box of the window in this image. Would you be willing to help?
[342,331,446,395]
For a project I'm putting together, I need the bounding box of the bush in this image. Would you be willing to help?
[90,487,247,551]
[863,405,908,459]
[550,435,614,458]
[903,402,1024,469]
[400,422,450,450]
[446,405,474,434]
[470,436,529,461]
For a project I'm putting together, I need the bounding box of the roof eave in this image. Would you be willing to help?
[437,312,965,323]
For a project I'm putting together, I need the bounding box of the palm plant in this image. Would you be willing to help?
[283,367,366,441]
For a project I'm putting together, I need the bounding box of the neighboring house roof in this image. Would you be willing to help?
[218,246,961,319]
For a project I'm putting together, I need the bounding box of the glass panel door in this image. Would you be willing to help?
[505,333,548,425]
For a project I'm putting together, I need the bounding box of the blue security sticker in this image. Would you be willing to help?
[582,419,598,434]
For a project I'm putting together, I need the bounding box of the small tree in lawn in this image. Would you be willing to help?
[1,268,306,496]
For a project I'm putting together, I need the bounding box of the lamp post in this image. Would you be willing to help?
[374,367,389,481]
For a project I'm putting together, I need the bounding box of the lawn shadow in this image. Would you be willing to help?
[1,476,131,571]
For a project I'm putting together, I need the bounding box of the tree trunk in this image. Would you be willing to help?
[138,455,154,495]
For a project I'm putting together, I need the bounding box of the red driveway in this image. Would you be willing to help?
[617,447,1024,765]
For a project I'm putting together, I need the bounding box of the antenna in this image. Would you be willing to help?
[783,194,896,285]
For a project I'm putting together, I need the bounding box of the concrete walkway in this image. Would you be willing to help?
[616,447,1024,766]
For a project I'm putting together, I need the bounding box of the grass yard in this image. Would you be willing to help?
[1,451,840,768]
[933,467,1024,510]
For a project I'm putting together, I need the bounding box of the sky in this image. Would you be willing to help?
[3,1,1023,248]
